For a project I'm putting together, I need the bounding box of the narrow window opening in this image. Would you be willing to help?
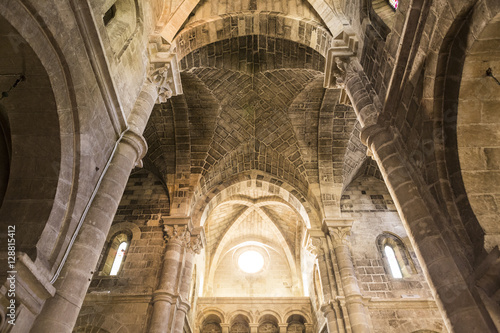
[110,241,127,275]
[385,245,403,278]
[387,0,398,9]
[103,4,117,26]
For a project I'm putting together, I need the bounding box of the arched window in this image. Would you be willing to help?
[376,232,416,279]
[384,245,403,278]
[110,241,128,276]
[99,232,131,276]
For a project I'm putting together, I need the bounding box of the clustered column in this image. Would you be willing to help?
[149,218,202,333]
[324,219,370,333]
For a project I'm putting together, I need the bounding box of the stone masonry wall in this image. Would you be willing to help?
[340,175,443,332]
[77,169,170,332]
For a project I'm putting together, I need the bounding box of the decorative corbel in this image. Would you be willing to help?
[304,229,326,257]
[148,35,183,103]
[324,31,359,101]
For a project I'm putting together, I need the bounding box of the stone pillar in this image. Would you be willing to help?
[321,303,340,333]
[324,220,371,333]
[360,125,497,332]
[305,229,348,333]
[149,220,203,333]
[171,228,203,333]
[278,324,287,333]
[31,128,148,333]
[250,323,259,333]
[221,323,230,333]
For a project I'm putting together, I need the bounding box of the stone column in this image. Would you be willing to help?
[221,323,230,333]
[31,127,148,333]
[278,324,287,333]
[149,224,187,333]
[250,323,259,333]
[324,220,371,333]
[149,221,203,333]
[171,228,203,333]
[321,303,340,333]
[306,229,345,333]
[361,125,497,332]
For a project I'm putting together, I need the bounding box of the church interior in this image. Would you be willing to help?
[0,0,499,332]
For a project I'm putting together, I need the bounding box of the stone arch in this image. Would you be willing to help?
[107,222,141,243]
[200,313,224,333]
[283,312,311,325]
[191,170,322,229]
[159,0,344,44]
[0,0,83,269]
[174,13,332,62]
[199,185,312,228]
[424,0,500,257]
[197,309,226,327]
[228,312,252,326]
[257,312,282,325]
[376,232,417,277]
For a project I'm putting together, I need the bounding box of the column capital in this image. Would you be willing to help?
[161,217,204,254]
[163,224,191,246]
[322,219,354,245]
[148,35,183,103]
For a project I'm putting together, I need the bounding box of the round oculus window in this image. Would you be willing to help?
[238,250,264,273]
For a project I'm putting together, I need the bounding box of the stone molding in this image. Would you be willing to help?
[148,35,183,103]
[324,31,358,90]
[121,129,148,167]
[304,229,326,256]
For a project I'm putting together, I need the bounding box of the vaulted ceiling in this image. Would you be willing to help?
[142,0,382,265]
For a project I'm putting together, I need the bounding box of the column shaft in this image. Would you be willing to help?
[149,240,185,333]
[31,131,146,333]
[365,126,496,332]
[171,250,195,333]
[328,226,370,333]
[31,81,157,333]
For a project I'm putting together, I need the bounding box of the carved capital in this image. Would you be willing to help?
[306,236,323,257]
[148,35,183,103]
[163,224,191,246]
[324,31,358,90]
[329,227,351,245]
[187,233,203,254]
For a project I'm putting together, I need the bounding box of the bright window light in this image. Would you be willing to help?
[110,242,127,276]
[238,250,264,273]
[384,245,402,279]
